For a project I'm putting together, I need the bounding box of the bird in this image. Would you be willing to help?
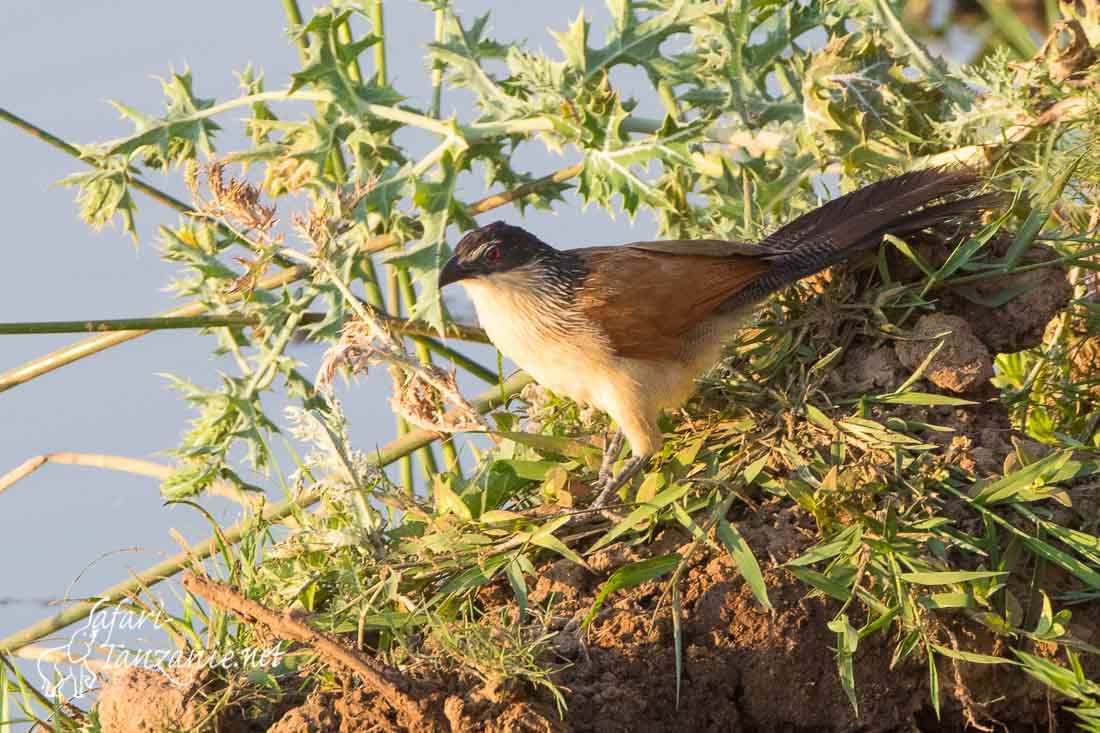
[438,169,998,513]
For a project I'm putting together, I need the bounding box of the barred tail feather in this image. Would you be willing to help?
[719,169,1000,310]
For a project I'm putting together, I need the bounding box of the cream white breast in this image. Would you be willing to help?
[459,271,614,408]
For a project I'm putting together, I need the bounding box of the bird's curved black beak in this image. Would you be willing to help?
[438,256,467,289]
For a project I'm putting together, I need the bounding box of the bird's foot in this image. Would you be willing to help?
[588,453,651,515]
[596,431,625,487]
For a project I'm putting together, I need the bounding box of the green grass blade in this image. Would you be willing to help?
[827,614,860,716]
[871,392,976,406]
[671,578,684,708]
[493,432,600,460]
[587,483,690,554]
[1020,535,1100,590]
[787,566,853,602]
[717,518,772,608]
[898,570,1007,585]
[785,525,862,567]
[505,557,529,620]
[974,450,1072,505]
[927,646,941,720]
[582,554,681,628]
[930,643,1014,665]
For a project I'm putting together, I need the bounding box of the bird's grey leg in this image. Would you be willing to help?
[590,453,651,511]
[596,431,625,487]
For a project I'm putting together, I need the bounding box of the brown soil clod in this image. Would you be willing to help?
[895,314,994,394]
[95,667,209,733]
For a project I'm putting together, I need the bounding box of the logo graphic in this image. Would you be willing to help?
[35,599,285,700]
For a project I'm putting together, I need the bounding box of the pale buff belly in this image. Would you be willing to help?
[464,281,611,406]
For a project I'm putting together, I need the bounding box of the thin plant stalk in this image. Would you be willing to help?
[0,107,194,218]
[371,0,387,85]
[430,6,445,118]
[387,267,418,494]
[367,0,448,479]
[281,0,307,62]
[0,452,258,507]
[0,313,488,341]
[414,336,496,384]
[337,15,365,84]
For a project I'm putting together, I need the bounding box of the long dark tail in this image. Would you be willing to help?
[729,169,1001,306]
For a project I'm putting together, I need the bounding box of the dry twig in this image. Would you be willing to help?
[181,573,442,730]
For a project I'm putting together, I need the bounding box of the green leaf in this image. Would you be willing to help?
[582,554,680,628]
[898,570,1007,586]
[106,70,219,168]
[492,431,600,460]
[387,149,466,332]
[573,1,722,81]
[432,554,510,603]
[930,215,1005,285]
[505,557,529,620]
[787,566,854,602]
[551,11,590,73]
[804,403,837,432]
[434,474,473,521]
[786,525,862,567]
[671,576,684,707]
[530,516,589,567]
[290,8,398,111]
[579,113,707,216]
[587,482,690,553]
[1020,534,1100,591]
[494,459,557,481]
[431,11,516,115]
[930,643,1013,665]
[1003,159,1080,270]
[717,519,772,609]
[60,158,138,239]
[827,614,860,716]
[872,392,976,406]
[918,592,975,610]
[974,450,1073,505]
[927,645,941,720]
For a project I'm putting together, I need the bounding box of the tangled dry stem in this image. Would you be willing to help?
[185,160,278,235]
[318,319,487,434]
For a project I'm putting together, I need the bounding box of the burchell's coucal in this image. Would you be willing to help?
[439,169,997,511]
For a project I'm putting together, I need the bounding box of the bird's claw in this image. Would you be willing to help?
[596,431,625,488]
[589,453,651,513]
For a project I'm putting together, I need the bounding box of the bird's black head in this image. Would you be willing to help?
[438,221,551,288]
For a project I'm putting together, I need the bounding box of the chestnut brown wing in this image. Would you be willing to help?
[575,244,769,361]
[625,238,784,258]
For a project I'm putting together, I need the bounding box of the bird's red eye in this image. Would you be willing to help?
[485,245,502,262]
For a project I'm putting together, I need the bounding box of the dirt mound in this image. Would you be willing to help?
[93,522,1082,733]
[124,511,1070,733]
[222,531,1075,733]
